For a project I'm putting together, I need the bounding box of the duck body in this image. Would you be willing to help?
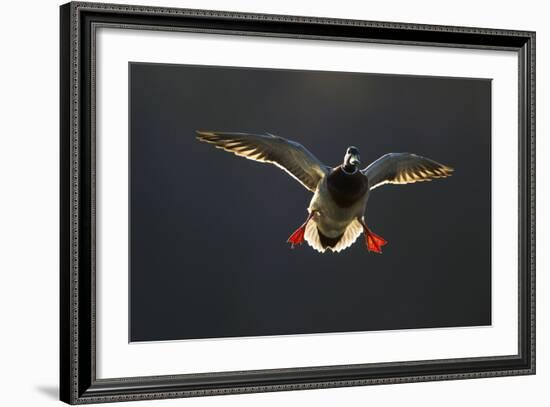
[195,131,454,254]
[306,167,370,252]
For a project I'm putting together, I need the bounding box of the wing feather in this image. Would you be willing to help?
[362,152,454,190]
[196,131,329,191]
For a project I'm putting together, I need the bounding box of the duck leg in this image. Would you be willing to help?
[359,218,387,254]
[287,211,316,248]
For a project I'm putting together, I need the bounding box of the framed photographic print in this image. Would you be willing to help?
[60,1,536,404]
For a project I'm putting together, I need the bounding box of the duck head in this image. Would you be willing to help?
[342,146,361,174]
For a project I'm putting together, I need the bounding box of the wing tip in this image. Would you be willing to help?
[196,130,226,145]
[441,164,455,176]
[196,130,215,139]
[427,160,454,178]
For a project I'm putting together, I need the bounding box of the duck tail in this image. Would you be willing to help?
[304,220,363,253]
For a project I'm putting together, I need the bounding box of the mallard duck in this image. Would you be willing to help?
[196,131,454,254]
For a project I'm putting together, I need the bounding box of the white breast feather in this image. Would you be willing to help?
[304,219,363,253]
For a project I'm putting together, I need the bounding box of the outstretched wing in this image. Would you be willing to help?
[196,131,329,192]
[362,152,454,190]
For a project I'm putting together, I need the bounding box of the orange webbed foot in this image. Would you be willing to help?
[365,229,387,253]
[287,225,307,248]
[287,212,316,249]
[359,218,388,254]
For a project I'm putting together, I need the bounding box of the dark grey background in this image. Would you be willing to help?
[129,62,491,342]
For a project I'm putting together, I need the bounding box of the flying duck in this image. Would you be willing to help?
[196,131,454,254]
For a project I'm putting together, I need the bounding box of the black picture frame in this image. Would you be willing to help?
[60,1,536,404]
